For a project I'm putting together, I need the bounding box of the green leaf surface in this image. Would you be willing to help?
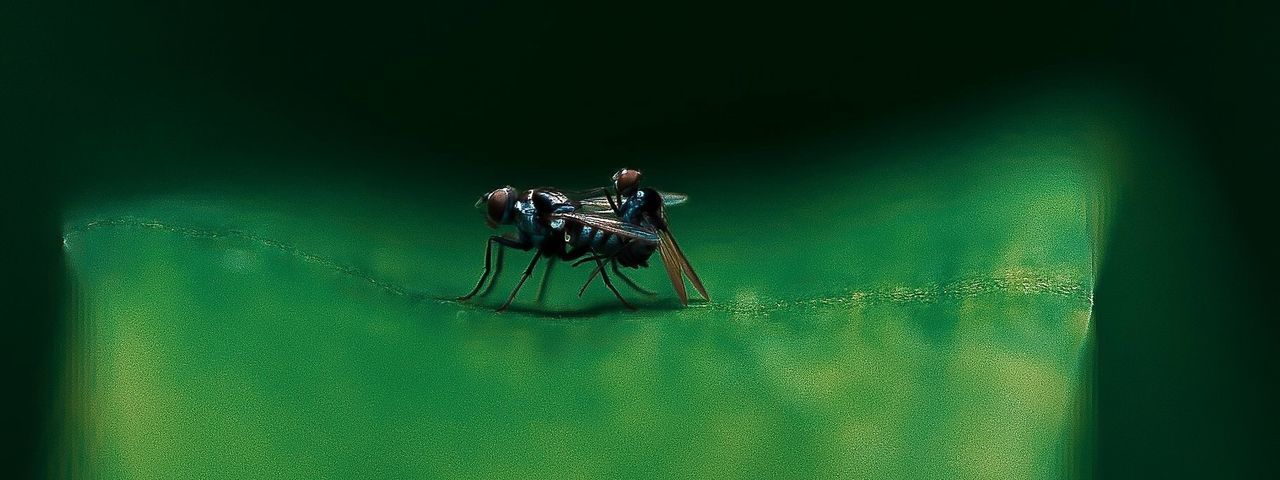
[60,99,1114,478]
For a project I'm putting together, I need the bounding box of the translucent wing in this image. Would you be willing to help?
[657,191,688,207]
[571,190,690,213]
[656,231,687,304]
[576,196,617,213]
[550,212,660,243]
[659,228,709,302]
[653,207,708,305]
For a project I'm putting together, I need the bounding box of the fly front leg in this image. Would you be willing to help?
[459,235,529,301]
[607,190,621,214]
[498,252,542,312]
[478,245,505,297]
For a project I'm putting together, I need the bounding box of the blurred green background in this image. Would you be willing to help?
[4,0,1276,478]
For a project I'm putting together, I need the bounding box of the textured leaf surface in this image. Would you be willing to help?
[61,102,1112,478]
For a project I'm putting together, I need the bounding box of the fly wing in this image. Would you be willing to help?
[576,196,616,213]
[550,212,659,243]
[660,229,709,302]
[560,187,617,213]
[568,189,689,213]
[655,209,709,304]
[656,191,688,207]
[655,231,688,305]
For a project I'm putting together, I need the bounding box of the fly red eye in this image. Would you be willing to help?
[484,186,515,227]
[613,168,643,196]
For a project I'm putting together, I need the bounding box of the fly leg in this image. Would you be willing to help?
[498,252,542,312]
[611,260,656,296]
[577,263,604,297]
[570,186,622,214]
[593,255,635,310]
[477,244,505,297]
[559,245,607,299]
[459,235,527,301]
[576,238,653,296]
[571,255,605,267]
[534,257,556,304]
[576,258,652,297]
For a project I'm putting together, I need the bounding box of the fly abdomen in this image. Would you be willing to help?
[614,241,656,268]
[578,225,619,254]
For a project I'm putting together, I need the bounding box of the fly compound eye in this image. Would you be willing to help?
[613,168,643,196]
[485,186,515,228]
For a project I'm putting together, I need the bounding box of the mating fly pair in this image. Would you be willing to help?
[458,169,709,311]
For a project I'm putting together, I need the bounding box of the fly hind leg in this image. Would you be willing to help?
[593,256,635,310]
[578,259,653,297]
[611,260,656,296]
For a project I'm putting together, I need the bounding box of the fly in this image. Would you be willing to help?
[559,168,709,306]
[458,169,709,311]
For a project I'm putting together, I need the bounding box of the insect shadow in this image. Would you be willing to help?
[489,299,687,319]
